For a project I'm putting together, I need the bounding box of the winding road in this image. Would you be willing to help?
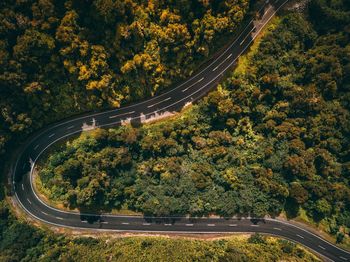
[10,0,350,261]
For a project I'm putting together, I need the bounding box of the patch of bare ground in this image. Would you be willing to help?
[66,231,251,241]
[285,0,310,12]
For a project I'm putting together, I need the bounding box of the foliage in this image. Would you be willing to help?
[0,200,319,262]
[39,4,350,240]
[309,0,350,33]
[0,0,250,159]
[248,233,266,244]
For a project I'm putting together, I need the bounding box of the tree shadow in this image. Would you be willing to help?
[79,213,101,224]
[284,198,299,219]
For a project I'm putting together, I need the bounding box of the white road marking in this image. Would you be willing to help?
[100,221,108,224]
[164,224,172,226]
[27,198,32,204]
[41,211,48,215]
[22,163,26,170]
[67,125,74,130]
[250,224,259,227]
[142,223,151,226]
[48,133,55,138]
[34,144,39,150]
[212,53,233,71]
[273,227,282,231]
[108,111,136,119]
[185,224,194,227]
[122,222,130,225]
[55,216,63,220]
[207,224,216,227]
[182,77,204,92]
[22,184,24,190]
[264,6,271,15]
[296,234,304,239]
[240,26,256,46]
[340,256,348,261]
[173,18,255,91]
[318,245,326,250]
[229,224,237,227]
[147,97,171,108]
[81,220,88,223]
[217,0,288,78]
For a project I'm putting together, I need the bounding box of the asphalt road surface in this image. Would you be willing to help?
[10,0,350,261]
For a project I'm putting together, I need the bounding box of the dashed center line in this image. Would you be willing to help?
[41,211,48,216]
[108,111,136,119]
[207,224,216,227]
[296,234,304,239]
[264,6,271,15]
[142,223,151,226]
[240,26,256,46]
[81,220,88,223]
[340,256,348,261]
[147,97,171,108]
[197,77,204,83]
[212,53,233,71]
[182,77,204,92]
[34,144,39,150]
[55,216,63,220]
[273,227,282,231]
[185,224,194,227]
[318,245,326,250]
[67,125,74,130]
[250,224,259,227]
[100,221,109,224]
[27,198,32,204]
[121,222,130,225]
[229,224,237,227]
[48,133,55,138]
[164,223,172,226]
[22,184,24,190]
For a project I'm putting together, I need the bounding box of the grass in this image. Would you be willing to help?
[50,235,321,262]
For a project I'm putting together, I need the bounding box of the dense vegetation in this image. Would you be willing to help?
[0,183,316,261]
[0,199,318,261]
[39,0,350,241]
[0,0,250,157]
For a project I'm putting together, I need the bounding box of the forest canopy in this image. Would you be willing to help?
[0,0,349,260]
[0,0,249,157]
[38,1,350,241]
